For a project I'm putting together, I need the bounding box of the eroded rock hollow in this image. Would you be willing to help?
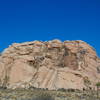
[0,40,100,90]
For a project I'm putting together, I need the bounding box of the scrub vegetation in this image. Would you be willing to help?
[0,87,100,100]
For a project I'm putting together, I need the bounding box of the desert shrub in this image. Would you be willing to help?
[32,92,54,100]
[0,86,7,90]
[96,82,100,87]
[57,88,66,92]
[43,88,48,90]
[96,82,100,98]
[57,88,76,92]
[66,88,75,92]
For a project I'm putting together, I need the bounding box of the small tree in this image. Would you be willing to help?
[96,82,100,98]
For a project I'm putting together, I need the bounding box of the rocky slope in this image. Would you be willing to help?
[0,40,100,90]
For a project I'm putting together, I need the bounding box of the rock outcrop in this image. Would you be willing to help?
[0,40,100,90]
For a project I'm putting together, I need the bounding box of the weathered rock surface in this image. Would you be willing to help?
[0,40,100,90]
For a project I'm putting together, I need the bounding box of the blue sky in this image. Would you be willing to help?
[0,0,100,56]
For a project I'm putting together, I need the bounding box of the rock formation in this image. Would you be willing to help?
[0,40,100,90]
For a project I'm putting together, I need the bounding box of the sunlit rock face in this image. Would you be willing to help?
[0,39,100,90]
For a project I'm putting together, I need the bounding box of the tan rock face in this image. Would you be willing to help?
[0,40,100,90]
